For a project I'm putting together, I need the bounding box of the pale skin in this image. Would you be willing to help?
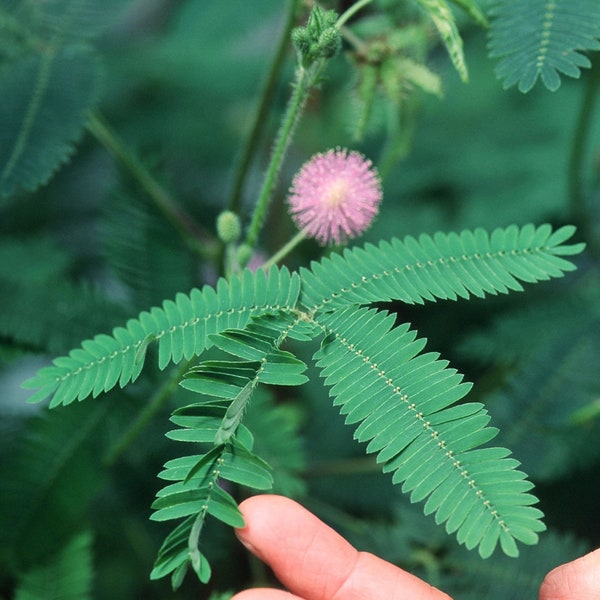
[231,495,600,600]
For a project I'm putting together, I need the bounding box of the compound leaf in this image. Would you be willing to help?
[23,267,300,407]
[301,224,584,311]
[313,305,546,557]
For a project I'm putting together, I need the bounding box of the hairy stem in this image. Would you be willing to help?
[243,65,312,252]
[227,0,301,215]
[87,112,214,258]
[104,360,192,466]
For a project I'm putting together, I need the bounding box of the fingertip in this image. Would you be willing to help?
[230,589,300,600]
[234,495,297,559]
[236,494,299,523]
[233,494,359,598]
[539,547,600,600]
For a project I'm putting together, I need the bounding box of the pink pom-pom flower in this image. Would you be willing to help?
[287,148,382,245]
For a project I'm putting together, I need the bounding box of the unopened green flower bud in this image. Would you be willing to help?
[318,27,341,59]
[216,210,241,244]
[292,6,341,67]
[236,243,253,269]
[307,6,338,35]
[323,10,339,32]
[291,26,311,57]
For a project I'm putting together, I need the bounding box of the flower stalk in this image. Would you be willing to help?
[261,230,308,269]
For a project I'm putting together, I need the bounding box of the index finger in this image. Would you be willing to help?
[233,495,452,600]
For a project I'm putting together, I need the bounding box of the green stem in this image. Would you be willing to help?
[340,24,369,54]
[87,112,213,258]
[568,62,600,225]
[227,0,301,215]
[188,508,207,555]
[304,455,380,478]
[336,0,373,28]
[103,360,192,466]
[261,230,307,269]
[244,65,313,252]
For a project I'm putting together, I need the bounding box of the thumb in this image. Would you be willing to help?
[539,547,600,600]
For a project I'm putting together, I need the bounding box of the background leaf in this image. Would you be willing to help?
[0,401,109,571]
[0,45,101,198]
[488,0,600,92]
[14,530,93,600]
[415,0,469,81]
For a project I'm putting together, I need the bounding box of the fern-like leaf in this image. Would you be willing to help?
[1,0,127,44]
[14,530,93,600]
[244,389,307,497]
[0,402,108,569]
[22,267,301,407]
[485,321,600,481]
[415,0,469,81]
[300,224,584,311]
[150,314,309,587]
[101,189,198,310]
[151,395,274,588]
[0,279,129,356]
[488,0,600,92]
[313,306,545,557]
[0,0,131,199]
[0,45,101,199]
[0,237,127,355]
[150,440,257,587]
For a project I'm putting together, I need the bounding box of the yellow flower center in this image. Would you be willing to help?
[323,178,349,208]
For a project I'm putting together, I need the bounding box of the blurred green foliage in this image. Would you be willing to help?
[1,0,599,598]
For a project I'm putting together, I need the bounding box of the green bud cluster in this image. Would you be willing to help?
[291,6,341,68]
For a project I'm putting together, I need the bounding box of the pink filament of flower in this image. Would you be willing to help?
[288,148,382,245]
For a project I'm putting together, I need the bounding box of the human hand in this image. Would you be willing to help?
[231,494,450,600]
[231,495,600,600]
